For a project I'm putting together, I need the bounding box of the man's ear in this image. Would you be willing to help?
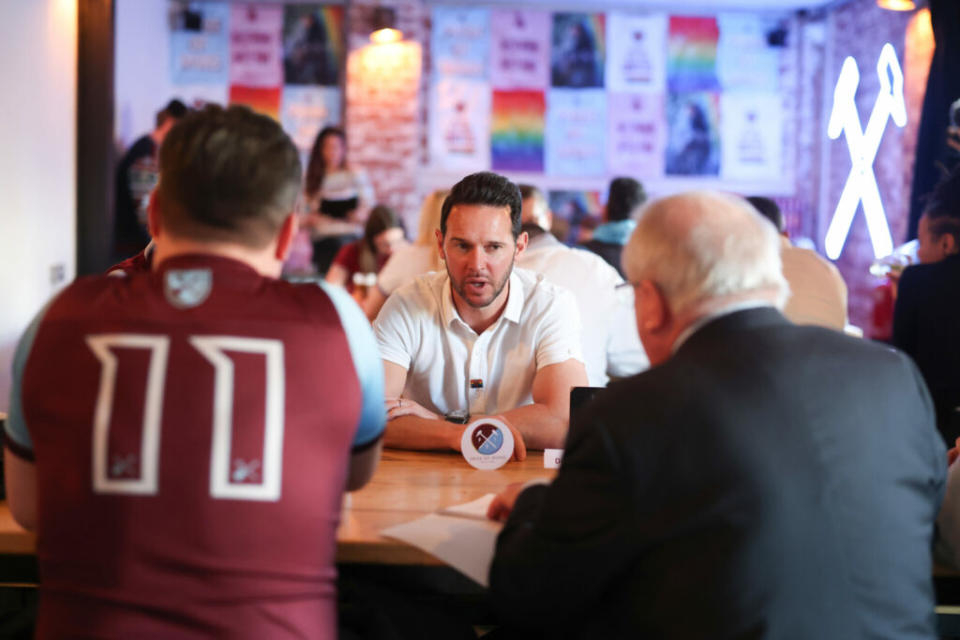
[146,190,161,240]
[435,228,446,262]
[275,213,299,262]
[940,232,958,257]
[636,279,668,333]
[515,230,528,255]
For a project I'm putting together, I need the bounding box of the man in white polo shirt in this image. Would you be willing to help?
[373,172,588,455]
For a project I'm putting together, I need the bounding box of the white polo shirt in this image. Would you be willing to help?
[373,267,584,417]
[518,233,648,386]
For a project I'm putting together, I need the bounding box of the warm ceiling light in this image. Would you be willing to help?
[371,27,402,44]
[370,6,402,44]
[877,0,916,10]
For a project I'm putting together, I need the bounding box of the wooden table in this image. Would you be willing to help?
[0,449,554,566]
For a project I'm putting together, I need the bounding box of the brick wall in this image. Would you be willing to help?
[344,0,425,230]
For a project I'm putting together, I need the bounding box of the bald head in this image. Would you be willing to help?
[624,191,788,317]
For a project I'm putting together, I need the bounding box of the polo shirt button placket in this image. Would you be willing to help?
[470,337,486,415]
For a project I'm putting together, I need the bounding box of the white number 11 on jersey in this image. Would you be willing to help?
[86,334,285,502]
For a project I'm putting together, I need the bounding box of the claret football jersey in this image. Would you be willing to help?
[5,254,384,639]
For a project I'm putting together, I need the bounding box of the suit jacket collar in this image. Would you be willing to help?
[674,306,789,359]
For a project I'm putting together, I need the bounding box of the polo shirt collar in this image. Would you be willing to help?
[440,270,525,329]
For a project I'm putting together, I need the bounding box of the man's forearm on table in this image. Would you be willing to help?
[383,415,460,451]
[500,403,567,450]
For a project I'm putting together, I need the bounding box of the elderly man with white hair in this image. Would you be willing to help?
[486,191,945,639]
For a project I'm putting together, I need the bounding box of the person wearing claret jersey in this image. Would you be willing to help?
[5,105,384,639]
[487,191,944,640]
[373,172,588,457]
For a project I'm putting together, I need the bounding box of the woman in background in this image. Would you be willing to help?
[302,126,375,274]
[362,189,448,320]
[325,204,407,301]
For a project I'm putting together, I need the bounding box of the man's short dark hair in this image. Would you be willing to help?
[925,167,960,247]
[746,196,785,234]
[606,177,646,222]
[440,172,522,238]
[156,99,189,128]
[156,104,302,249]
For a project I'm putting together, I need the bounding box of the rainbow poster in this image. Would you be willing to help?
[229,85,282,121]
[551,13,605,88]
[491,90,545,172]
[667,16,719,92]
[282,5,345,86]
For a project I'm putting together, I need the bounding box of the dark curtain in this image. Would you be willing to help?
[907,0,960,240]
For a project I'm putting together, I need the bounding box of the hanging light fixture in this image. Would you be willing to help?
[370,6,402,44]
[877,0,916,10]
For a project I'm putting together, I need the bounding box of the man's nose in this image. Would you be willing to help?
[466,246,485,271]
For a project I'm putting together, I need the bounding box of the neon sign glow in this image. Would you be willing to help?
[825,43,907,260]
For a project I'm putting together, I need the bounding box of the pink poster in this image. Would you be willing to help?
[607,92,665,178]
[490,10,550,90]
[229,4,284,88]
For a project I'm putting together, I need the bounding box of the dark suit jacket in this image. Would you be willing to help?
[490,308,945,639]
[893,253,960,444]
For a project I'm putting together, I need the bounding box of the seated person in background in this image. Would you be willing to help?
[373,172,587,454]
[363,189,448,320]
[487,191,944,639]
[747,196,848,330]
[894,167,960,445]
[517,184,647,386]
[580,176,645,277]
[325,204,407,304]
[113,98,188,262]
[4,105,385,638]
[301,125,375,274]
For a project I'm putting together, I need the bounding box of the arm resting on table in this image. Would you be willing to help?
[346,437,383,491]
[381,360,462,451]
[499,358,587,450]
[489,419,633,630]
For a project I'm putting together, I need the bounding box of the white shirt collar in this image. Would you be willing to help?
[672,300,773,354]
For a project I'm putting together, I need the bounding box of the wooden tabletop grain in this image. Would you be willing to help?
[0,448,556,565]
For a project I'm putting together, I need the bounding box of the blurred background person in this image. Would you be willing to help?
[894,166,960,445]
[113,98,187,261]
[364,189,448,320]
[301,126,375,274]
[517,184,647,386]
[581,176,646,278]
[747,195,848,331]
[325,204,407,306]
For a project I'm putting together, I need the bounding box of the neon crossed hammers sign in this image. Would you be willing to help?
[825,43,907,260]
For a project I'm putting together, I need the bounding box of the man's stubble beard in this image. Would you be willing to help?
[447,254,515,310]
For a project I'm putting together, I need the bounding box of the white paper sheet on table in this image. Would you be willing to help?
[380,494,502,587]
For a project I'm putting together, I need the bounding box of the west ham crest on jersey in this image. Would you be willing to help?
[164,268,213,308]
